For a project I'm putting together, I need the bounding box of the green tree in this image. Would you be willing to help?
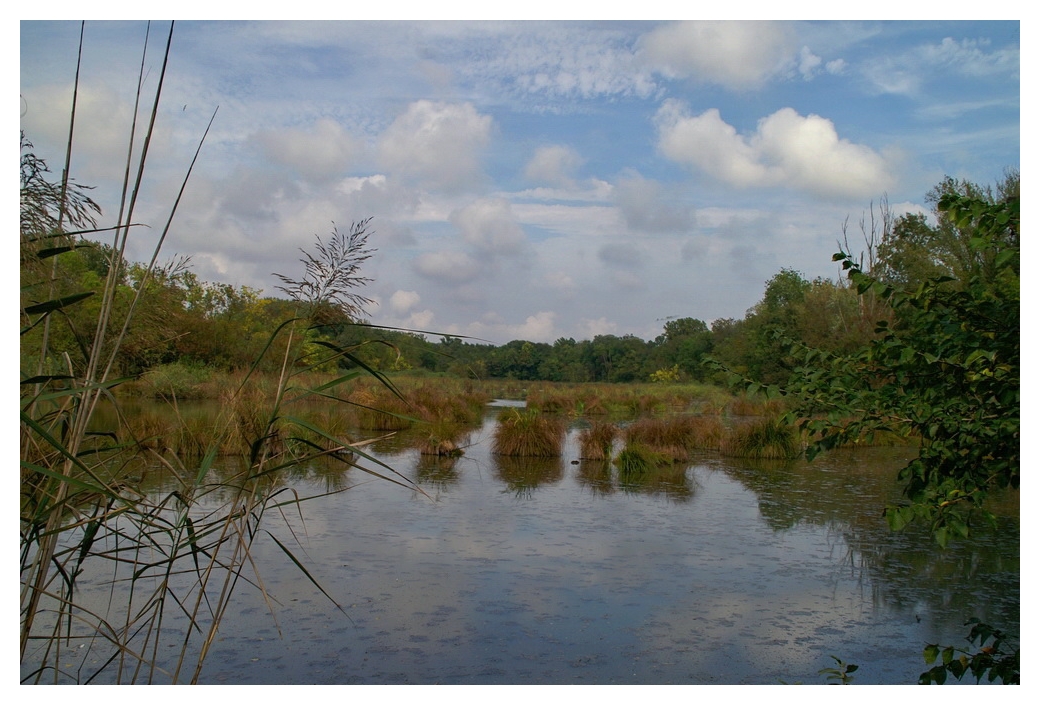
[652,317,712,380]
[781,189,1019,547]
[875,170,1019,293]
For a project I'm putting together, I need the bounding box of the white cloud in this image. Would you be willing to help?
[513,311,557,342]
[922,37,1019,78]
[449,198,528,256]
[655,102,769,188]
[254,118,357,184]
[612,172,695,234]
[459,24,658,102]
[862,36,1019,96]
[639,21,797,89]
[797,47,822,79]
[577,317,617,339]
[542,270,575,294]
[524,145,584,187]
[412,250,481,284]
[377,100,492,193]
[403,309,436,330]
[461,311,558,344]
[655,101,892,199]
[389,289,421,314]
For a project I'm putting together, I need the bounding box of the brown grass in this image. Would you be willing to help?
[492,408,566,457]
[578,421,619,460]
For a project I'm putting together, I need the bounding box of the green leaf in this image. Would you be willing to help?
[923,644,939,664]
[23,291,95,315]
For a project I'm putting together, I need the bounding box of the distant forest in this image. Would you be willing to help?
[22,159,1018,389]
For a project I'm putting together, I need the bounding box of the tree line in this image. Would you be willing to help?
[21,129,1016,391]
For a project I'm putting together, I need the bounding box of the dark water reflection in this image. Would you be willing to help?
[36,407,1019,684]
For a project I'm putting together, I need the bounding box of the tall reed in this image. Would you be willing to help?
[19,24,416,684]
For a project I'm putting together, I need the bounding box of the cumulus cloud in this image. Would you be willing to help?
[655,100,892,199]
[255,118,357,184]
[639,21,797,89]
[334,174,422,228]
[389,289,421,314]
[512,311,557,342]
[612,172,695,234]
[463,310,559,344]
[449,198,528,256]
[377,100,492,193]
[577,317,618,339]
[524,144,584,187]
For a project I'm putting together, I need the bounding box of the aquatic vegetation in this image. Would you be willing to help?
[492,408,566,457]
[614,443,667,477]
[578,421,619,460]
[721,416,802,460]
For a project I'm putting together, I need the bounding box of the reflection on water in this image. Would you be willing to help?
[28,406,1018,685]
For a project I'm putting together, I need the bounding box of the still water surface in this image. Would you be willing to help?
[40,403,1019,684]
[189,405,1019,685]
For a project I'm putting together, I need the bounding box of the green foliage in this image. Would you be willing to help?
[819,655,858,684]
[614,443,664,477]
[919,619,1019,684]
[781,188,1019,546]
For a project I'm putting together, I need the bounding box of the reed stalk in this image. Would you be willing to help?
[19,25,416,684]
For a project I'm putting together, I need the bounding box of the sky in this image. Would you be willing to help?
[18,17,1021,345]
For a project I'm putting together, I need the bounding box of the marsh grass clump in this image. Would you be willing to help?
[409,382,486,425]
[417,419,470,457]
[622,415,721,461]
[686,414,725,451]
[721,416,802,459]
[614,443,667,477]
[492,408,566,457]
[578,421,619,460]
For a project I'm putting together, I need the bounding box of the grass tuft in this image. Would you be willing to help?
[492,408,566,457]
[721,416,802,459]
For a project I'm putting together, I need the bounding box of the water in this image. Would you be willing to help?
[27,406,1019,685]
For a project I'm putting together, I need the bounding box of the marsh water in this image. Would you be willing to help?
[36,401,1019,685]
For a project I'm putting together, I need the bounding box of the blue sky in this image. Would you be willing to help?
[18,18,1021,344]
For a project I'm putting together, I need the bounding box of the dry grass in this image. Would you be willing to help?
[578,421,620,460]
